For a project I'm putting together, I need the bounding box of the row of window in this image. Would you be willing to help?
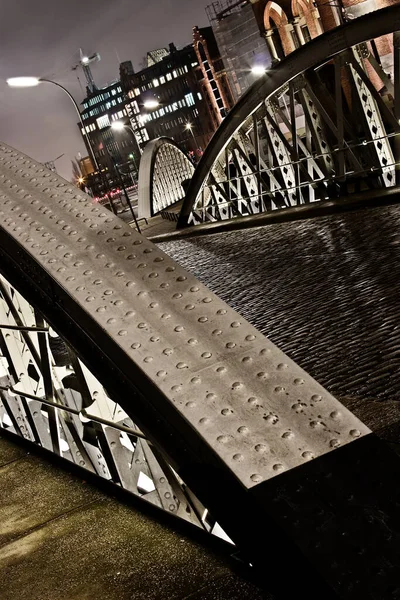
[82,86,123,109]
[140,92,198,125]
[153,110,198,136]
[82,97,124,119]
[82,108,128,134]
[81,123,96,135]
[132,64,197,96]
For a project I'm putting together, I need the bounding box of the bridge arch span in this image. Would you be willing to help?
[178,5,400,228]
[138,137,195,219]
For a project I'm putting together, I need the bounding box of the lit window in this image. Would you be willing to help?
[173,70,177,78]
[185,93,195,106]
[197,92,202,100]
[159,107,165,116]
[97,115,110,129]
[184,65,188,73]
[153,78,159,87]
[166,73,172,81]
[117,86,122,92]
[106,102,111,109]
[134,88,140,96]
[160,76,165,84]
[112,89,116,96]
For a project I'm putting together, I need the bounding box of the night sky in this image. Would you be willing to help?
[0,0,211,180]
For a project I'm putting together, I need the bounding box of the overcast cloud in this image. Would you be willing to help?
[0,0,210,180]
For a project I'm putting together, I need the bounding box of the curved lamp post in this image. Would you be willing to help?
[7,77,100,171]
[185,123,201,153]
[111,121,139,172]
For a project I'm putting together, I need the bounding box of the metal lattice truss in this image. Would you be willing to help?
[179,12,400,226]
[0,275,227,537]
[138,137,195,219]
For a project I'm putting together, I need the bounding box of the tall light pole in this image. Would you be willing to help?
[185,123,200,151]
[6,77,100,172]
[111,121,139,171]
[108,121,142,231]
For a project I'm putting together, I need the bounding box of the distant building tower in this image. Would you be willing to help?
[120,42,214,154]
[206,1,272,102]
[79,79,140,198]
[193,26,234,129]
[146,48,170,66]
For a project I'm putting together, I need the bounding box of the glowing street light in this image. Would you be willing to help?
[81,56,90,64]
[111,121,126,132]
[143,99,159,109]
[7,77,40,88]
[111,122,139,171]
[185,122,200,152]
[251,65,266,76]
[6,76,99,170]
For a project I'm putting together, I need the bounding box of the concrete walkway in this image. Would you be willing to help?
[119,202,181,239]
[0,435,270,600]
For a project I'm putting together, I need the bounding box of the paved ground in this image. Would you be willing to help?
[119,204,181,238]
[0,435,270,600]
[159,203,400,443]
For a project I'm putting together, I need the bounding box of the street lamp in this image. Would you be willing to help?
[143,99,159,109]
[185,123,199,147]
[251,65,267,76]
[111,121,139,171]
[110,120,126,132]
[108,121,141,231]
[6,77,40,87]
[7,76,100,171]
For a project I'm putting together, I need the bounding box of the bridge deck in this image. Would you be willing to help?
[0,435,267,600]
[159,202,400,443]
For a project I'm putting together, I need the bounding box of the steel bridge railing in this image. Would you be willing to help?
[178,6,400,228]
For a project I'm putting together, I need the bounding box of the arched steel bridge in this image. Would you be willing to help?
[138,5,400,231]
[1,8,400,600]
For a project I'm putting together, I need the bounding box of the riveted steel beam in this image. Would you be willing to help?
[1,145,400,598]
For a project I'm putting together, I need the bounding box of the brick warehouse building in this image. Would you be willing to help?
[192,26,235,131]
[120,43,214,156]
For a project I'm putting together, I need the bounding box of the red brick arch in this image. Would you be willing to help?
[263,1,289,29]
[291,0,312,17]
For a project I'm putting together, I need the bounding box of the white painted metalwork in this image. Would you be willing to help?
[178,7,400,227]
[138,137,195,218]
